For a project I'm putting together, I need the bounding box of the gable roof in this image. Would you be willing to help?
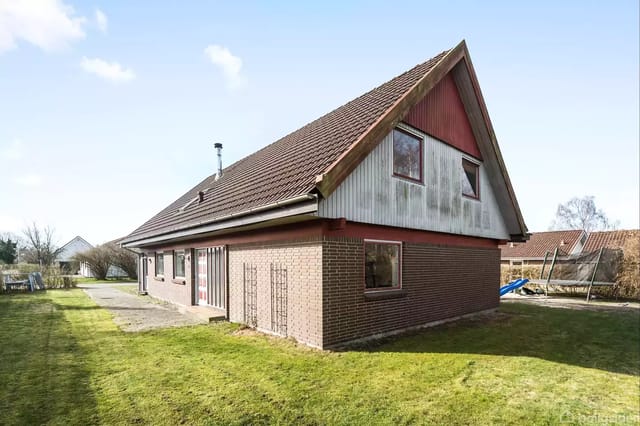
[500,230,584,259]
[56,236,94,261]
[123,40,527,246]
[582,230,640,252]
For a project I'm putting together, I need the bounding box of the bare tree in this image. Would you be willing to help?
[74,245,112,280]
[106,243,138,279]
[22,223,61,267]
[550,196,616,233]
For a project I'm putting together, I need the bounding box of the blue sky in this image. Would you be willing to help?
[0,0,638,246]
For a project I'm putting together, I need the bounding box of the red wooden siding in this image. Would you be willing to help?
[403,72,482,159]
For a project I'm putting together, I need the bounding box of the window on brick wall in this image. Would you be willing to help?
[155,252,164,276]
[364,240,401,290]
[393,128,423,183]
[174,250,186,278]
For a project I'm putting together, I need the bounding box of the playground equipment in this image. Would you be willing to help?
[499,278,530,296]
[528,247,620,301]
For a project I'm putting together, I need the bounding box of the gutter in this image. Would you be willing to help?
[122,193,318,248]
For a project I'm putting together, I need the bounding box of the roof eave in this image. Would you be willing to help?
[122,194,318,247]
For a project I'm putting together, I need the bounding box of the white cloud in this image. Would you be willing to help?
[204,44,246,90]
[95,8,107,33]
[0,0,86,54]
[14,174,42,187]
[1,139,24,160]
[80,57,135,83]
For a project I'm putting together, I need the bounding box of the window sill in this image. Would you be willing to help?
[172,278,186,285]
[364,288,408,301]
[153,276,164,282]
[392,173,424,186]
[462,194,481,201]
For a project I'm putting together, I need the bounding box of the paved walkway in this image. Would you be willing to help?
[80,283,205,332]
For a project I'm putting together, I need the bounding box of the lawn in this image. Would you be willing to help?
[0,290,638,425]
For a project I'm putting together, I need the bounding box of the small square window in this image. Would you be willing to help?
[462,159,479,199]
[174,250,186,278]
[364,241,401,290]
[155,252,164,276]
[393,129,423,183]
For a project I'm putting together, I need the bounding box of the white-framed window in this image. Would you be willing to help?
[462,158,480,199]
[173,250,186,278]
[364,240,402,290]
[393,128,423,183]
[155,252,164,276]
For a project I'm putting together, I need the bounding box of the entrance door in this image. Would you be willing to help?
[197,249,208,305]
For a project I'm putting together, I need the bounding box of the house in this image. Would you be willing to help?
[57,236,129,278]
[121,40,528,349]
[56,236,94,275]
[499,230,587,266]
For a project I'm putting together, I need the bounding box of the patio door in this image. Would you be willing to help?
[196,247,226,310]
[197,249,208,305]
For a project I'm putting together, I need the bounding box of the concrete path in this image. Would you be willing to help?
[80,283,205,332]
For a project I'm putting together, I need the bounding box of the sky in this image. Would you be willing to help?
[0,0,638,246]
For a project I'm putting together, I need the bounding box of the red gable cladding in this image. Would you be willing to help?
[403,72,482,159]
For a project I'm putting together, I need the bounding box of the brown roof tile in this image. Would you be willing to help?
[582,230,640,252]
[123,50,449,243]
[500,230,584,259]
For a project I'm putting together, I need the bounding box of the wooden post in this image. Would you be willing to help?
[546,247,559,297]
[586,248,604,303]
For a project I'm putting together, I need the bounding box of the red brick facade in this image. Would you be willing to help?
[322,237,500,347]
[142,220,501,349]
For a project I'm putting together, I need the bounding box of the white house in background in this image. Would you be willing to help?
[56,236,94,275]
[56,236,128,278]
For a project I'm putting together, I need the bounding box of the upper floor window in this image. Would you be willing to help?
[364,240,401,290]
[174,250,186,278]
[393,129,423,183]
[155,252,164,276]
[462,159,479,199]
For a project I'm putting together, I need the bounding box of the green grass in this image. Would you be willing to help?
[1,290,638,425]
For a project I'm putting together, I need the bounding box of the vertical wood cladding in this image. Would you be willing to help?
[322,237,500,347]
[404,72,482,159]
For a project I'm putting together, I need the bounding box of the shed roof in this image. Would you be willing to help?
[123,40,527,246]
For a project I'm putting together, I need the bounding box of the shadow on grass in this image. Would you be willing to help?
[355,302,640,376]
[0,296,100,424]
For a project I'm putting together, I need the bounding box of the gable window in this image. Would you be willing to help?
[462,159,480,199]
[364,240,401,290]
[174,250,186,278]
[155,252,164,276]
[393,128,423,182]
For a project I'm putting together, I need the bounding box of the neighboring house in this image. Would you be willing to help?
[500,229,639,267]
[57,236,128,278]
[499,230,587,266]
[121,40,528,349]
[56,236,94,275]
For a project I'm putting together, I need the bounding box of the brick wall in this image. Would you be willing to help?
[145,249,193,307]
[322,237,500,347]
[228,239,323,348]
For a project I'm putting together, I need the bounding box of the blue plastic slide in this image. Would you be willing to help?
[499,278,530,296]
